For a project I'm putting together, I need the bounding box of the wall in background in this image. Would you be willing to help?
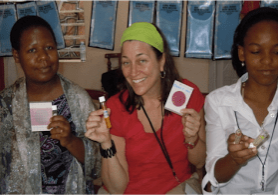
[55,1,209,93]
[57,0,208,92]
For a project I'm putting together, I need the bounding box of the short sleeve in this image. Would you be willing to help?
[182,79,205,112]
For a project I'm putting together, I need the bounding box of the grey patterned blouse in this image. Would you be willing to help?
[0,74,101,194]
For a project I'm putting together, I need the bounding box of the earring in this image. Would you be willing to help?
[241,61,245,67]
[160,71,166,78]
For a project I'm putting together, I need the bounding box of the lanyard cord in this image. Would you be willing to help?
[234,110,278,191]
[141,104,180,183]
[234,111,240,129]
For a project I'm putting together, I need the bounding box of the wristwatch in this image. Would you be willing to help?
[184,136,199,149]
[100,140,117,158]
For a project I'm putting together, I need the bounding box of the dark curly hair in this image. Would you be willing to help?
[231,7,278,77]
[118,23,181,115]
[10,15,56,51]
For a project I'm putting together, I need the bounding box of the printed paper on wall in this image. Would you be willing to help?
[156,0,183,57]
[89,1,118,50]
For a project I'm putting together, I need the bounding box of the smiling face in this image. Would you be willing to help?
[238,20,278,87]
[12,26,59,85]
[121,40,165,99]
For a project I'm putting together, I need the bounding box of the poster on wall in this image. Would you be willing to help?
[37,1,65,50]
[0,4,17,57]
[156,0,183,57]
[128,1,155,26]
[89,1,118,50]
[16,2,37,19]
[214,1,242,60]
[261,0,278,8]
[185,1,215,59]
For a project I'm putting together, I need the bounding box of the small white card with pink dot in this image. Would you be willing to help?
[29,102,53,131]
[165,80,194,116]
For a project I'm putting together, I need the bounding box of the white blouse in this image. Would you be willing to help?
[202,73,278,194]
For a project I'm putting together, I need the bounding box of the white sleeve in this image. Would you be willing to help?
[202,93,232,193]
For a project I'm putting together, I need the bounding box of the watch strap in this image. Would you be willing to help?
[184,136,199,149]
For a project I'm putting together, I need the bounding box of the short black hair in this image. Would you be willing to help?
[231,7,278,77]
[10,15,56,51]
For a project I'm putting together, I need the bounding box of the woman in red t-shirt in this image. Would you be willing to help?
[86,22,206,194]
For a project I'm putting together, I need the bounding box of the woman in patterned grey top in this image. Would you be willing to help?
[0,15,101,194]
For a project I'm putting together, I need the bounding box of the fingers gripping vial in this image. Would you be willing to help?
[99,96,112,129]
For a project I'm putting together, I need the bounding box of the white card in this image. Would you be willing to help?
[29,102,53,131]
[165,80,194,116]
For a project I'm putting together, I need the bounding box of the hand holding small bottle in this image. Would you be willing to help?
[227,132,257,166]
[85,96,112,144]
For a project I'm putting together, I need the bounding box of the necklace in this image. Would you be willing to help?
[241,82,265,126]
[241,82,245,99]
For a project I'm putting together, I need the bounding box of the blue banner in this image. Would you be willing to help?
[89,1,118,50]
[37,1,65,49]
[185,1,215,59]
[17,2,37,19]
[261,0,278,8]
[128,1,155,26]
[0,4,17,57]
[156,1,183,57]
[214,1,241,60]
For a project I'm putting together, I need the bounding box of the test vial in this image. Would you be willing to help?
[99,96,112,129]
[249,128,269,148]
[52,105,58,116]
[234,129,242,144]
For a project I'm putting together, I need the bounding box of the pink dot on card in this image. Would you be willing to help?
[172,91,186,107]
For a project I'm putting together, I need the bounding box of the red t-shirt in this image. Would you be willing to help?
[106,79,204,194]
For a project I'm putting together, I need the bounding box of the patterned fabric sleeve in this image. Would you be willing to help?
[0,87,14,194]
[61,76,101,193]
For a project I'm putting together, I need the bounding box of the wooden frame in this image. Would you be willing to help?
[104,53,121,71]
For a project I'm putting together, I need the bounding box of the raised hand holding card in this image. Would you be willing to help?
[165,80,194,115]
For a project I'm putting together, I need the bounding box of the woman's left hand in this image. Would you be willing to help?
[48,115,73,148]
[181,108,201,139]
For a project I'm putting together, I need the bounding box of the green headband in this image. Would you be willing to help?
[120,22,164,53]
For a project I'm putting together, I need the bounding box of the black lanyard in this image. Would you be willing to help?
[234,110,278,191]
[141,105,180,183]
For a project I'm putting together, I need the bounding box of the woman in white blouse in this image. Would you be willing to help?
[203,7,278,194]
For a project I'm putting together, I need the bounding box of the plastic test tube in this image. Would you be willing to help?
[249,128,269,148]
[52,105,58,116]
[234,129,242,144]
[99,96,112,129]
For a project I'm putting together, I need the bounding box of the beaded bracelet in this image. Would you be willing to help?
[100,140,117,158]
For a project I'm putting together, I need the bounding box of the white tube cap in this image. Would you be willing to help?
[99,96,106,103]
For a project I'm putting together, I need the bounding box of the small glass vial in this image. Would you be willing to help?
[234,129,242,144]
[249,128,269,148]
[52,105,58,116]
[99,96,112,129]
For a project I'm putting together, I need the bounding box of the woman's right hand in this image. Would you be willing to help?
[227,133,257,166]
[85,108,111,144]
[215,132,258,183]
